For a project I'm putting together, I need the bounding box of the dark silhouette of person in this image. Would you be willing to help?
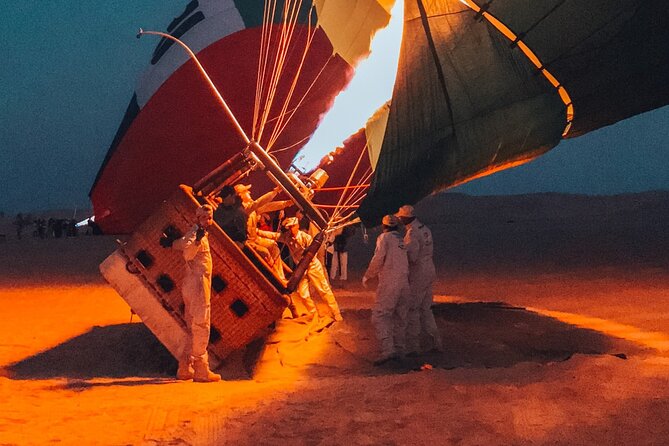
[14,213,26,239]
[213,185,248,245]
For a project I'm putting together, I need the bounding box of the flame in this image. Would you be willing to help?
[293,1,404,171]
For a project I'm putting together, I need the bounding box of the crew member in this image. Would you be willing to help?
[296,208,328,270]
[330,224,356,284]
[259,217,343,321]
[362,215,410,365]
[236,183,292,281]
[173,204,221,382]
[213,185,247,247]
[396,205,443,354]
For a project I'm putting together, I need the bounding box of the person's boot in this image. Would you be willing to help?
[176,361,194,380]
[329,303,343,322]
[193,360,221,382]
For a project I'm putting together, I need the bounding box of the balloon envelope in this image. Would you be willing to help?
[349,0,669,225]
[90,0,392,233]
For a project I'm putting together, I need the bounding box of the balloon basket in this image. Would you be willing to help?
[100,185,290,367]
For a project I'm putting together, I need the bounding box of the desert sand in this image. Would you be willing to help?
[0,192,668,445]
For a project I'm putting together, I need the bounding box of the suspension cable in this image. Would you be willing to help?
[255,0,304,143]
[253,0,279,136]
[265,7,324,151]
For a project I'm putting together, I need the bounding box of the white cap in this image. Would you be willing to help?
[283,217,299,228]
[382,214,399,227]
[234,183,252,194]
[395,205,415,218]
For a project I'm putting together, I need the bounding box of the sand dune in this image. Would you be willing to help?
[1,193,668,445]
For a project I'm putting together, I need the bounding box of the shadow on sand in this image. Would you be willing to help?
[250,301,638,381]
[7,323,177,380]
[6,302,638,382]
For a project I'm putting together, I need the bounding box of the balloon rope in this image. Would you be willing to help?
[253,0,279,137]
[335,168,373,217]
[315,184,370,191]
[322,175,372,224]
[255,0,291,142]
[329,142,371,222]
[255,1,332,155]
[266,6,320,151]
[255,0,304,144]
[255,0,284,142]
[266,54,333,152]
[268,133,312,154]
[137,29,250,145]
[333,144,367,216]
[315,204,361,209]
[259,55,334,154]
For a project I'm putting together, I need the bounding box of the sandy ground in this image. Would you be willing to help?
[0,193,668,445]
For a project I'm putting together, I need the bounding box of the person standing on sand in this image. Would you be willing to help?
[396,205,443,355]
[259,217,343,322]
[330,224,356,285]
[362,215,410,365]
[173,204,221,383]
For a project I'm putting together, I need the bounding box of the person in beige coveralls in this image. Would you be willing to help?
[259,217,343,321]
[173,204,221,382]
[396,205,443,355]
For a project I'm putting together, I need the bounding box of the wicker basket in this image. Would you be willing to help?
[101,185,289,364]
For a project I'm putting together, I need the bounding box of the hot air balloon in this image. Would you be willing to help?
[96,0,669,366]
[311,0,669,226]
[90,0,394,234]
[93,0,669,232]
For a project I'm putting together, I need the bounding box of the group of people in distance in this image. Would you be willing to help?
[363,205,443,365]
[170,183,441,382]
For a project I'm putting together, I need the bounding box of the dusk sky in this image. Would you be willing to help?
[2,1,668,215]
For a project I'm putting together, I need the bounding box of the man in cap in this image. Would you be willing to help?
[259,217,343,321]
[362,214,410,365]
[396,204,443,354]
[172,204,221,382]
[236,183,292,282]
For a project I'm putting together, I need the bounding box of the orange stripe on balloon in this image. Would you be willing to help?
[458,0,574,137]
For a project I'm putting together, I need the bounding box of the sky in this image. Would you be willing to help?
[1,1,668,215]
